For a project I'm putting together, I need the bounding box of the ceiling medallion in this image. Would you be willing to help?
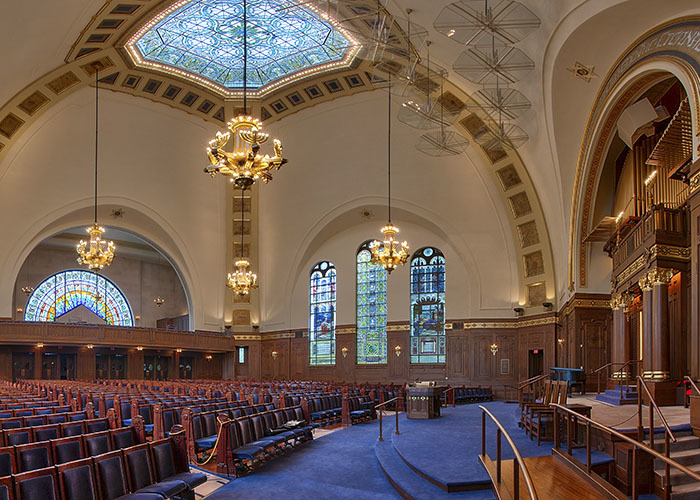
[77,67,115,271]
[567,62,598,82]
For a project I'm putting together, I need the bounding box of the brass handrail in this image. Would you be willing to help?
[636,376,676,446]
[518,374,548,390]
[377,396,400,442]
[552,404,697,500]
[592,359,641,395]
[479,405,539,500]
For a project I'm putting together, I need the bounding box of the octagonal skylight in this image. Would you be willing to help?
[125,0,360,97]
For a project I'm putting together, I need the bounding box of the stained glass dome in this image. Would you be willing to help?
[125,0,360,96]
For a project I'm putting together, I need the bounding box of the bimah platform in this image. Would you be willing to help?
[406,385,445,419]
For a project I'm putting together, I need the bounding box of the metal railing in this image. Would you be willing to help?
[377,396,399,442]
[552,403,695,500]
[479,405,539,500]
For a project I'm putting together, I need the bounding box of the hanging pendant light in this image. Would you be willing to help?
[77,66,115,271]
[204,0,287,188]
[227,187,258,295]
[369,76,409,274]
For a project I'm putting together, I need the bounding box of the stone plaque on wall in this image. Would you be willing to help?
[523,251,544,277]
[233,220,251,235]
[508,192,532,218]
[527,282,547,307]
[232,309,250,325]
[517,221,540,248]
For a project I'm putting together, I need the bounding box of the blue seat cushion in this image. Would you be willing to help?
[233,445,264,460]
[136,479,187,498]
[166,472,207,490]
[194,436,217,451]
[122,419,132,426]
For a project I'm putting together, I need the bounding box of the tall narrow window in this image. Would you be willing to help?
[309,261,336,365]
[357,241,388,364]
[410,247,446,363]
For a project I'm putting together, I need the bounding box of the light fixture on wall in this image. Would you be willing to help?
[176,348,182,353]
[86,344,94,349]
[21,286,34,296]
[394,345,402,357]
[542,301,553,311]
[227,187,258,295]
[341,346,349,358]
[271,350,278,360]
[369,75,409,274]
[136,346,143,351]
[205,354,213,361]
[153,296,165,307]
[490,343,498,356]
[16,308,23,313]
[77,65,115,271]
[204,0,287,188]
[36,343,44,349]
[513,307,524,317]
[557,338,565,346]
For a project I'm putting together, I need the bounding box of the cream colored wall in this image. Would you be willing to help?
[13,246,188,327]
[0,88,224,330]
[258,91,519,331]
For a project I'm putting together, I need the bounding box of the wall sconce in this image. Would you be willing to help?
[86,344,94,349]
[16,308,23,313]
[557,338,565,346]
[21,286,34,296]
[205,354,213,361]
[136,346,143,351]
[341,347,348,358]
[176,348,182,353]
[394,345,402,357]
[490,343,498,356]
[271,351,278,360]
[36,343,44,349]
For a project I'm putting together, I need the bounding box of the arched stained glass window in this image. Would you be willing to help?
[309,261,336,365]
[24,270,134,326]
[357,241,387,364]
[410,247,446,363]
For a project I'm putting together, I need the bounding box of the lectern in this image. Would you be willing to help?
[406,386,444,419]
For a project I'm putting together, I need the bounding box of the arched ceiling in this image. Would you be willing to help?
[3,0,699,322]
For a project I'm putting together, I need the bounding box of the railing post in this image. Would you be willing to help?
[665,431,671,500]
[395,407,399,435]
[554,406,560,450]
[586,421,591,473]
[496,428,502,482]
[513,454,520,500]
[649,399,655,449]
[481,411,486,457]
[567,413,572,455]
[378,409,383,441]
[632,445,638,500]
[637,392,644,442]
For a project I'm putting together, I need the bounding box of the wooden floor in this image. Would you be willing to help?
[481,454,623,500]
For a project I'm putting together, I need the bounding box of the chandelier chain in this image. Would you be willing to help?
[388,74,391,223]
[243,0,247,114]
[94,68,99,224]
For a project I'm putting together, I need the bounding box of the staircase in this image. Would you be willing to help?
[595,385,639,405]
[647,431,700,499]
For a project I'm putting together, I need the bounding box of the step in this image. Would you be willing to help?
[646,435,700,454]
[595,392,638,406]
[664,481,700,500]
[654,448,700,468]
[655,461,700,487]
[374,436,488,500]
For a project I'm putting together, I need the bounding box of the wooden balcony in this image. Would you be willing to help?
[608,205,690,288]
[0,321,235,352]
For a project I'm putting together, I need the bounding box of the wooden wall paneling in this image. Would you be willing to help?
[128,350,143,379]
[0,351,11,381]
[447,333,466,379]
[336,333,355,381]
[495,334,515,380]
[473,333,492,380]
[222,352,236,380]
[668,271,688,380]
[388,330,408,382]
[290,337,307,379]
[77,349,95,380]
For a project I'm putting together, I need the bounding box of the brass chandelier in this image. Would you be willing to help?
[369,77,409,273]
[227,187,258,295]
[204,0,287,189]
[77,67,115,271]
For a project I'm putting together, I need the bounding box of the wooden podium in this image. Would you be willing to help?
[406,386,444,419]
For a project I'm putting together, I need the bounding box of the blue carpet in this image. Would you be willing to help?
[205,419,403,500]
[392,401,613,489]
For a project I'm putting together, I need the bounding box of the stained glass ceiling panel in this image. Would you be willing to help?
[126,0,359,95]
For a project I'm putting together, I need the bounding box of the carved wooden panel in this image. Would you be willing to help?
[290,338,307,380]
[447,335,465,378]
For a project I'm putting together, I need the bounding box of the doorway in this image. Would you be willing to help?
[144,356,169,380]
[528,349,544,378]
[12,352,34,381]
